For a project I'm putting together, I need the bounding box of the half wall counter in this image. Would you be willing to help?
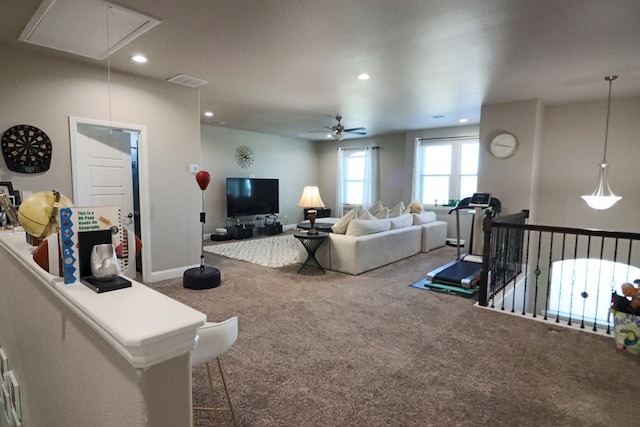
[0,229,206,426]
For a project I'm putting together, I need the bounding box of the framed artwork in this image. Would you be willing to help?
[0,194,19,227]
[0,181,14,199]
[0,348,8,387]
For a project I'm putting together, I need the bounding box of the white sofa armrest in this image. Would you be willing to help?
[421,221,447,252]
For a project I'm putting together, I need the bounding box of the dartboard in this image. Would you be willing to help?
[1,124,52,173]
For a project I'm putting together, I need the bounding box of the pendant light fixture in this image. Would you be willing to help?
[581,75,622,210]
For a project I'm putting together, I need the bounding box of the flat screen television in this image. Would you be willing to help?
[226,177,279,217]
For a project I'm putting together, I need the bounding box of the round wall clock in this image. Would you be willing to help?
[235,145,254,168]
[489,132,518,159]
[1,124,53,173]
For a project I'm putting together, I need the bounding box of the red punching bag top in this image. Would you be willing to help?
[195,171,211,190]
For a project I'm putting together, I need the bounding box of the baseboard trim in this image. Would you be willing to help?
[146,265,198,283]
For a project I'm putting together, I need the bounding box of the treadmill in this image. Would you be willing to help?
[426,193,500,293]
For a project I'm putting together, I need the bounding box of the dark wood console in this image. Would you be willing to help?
[303,208,331,220]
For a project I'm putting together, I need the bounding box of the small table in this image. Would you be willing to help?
[294,231,329,275]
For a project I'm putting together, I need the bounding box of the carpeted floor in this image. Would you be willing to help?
[149,245,640,427]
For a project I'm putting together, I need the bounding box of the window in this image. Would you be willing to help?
[549,259,640,325]
[336,147,380,216]
[415,138,479,205]
[342,150,366,205]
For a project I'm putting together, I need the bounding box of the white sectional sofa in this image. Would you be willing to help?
[299,211,447,275]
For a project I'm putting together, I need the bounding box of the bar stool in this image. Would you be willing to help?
[191,316,239,427]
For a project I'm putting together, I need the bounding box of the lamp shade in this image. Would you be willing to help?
[297,186,325,208]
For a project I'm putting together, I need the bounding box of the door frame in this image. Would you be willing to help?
[69,116,152,282]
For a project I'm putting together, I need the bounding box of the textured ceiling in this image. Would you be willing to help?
[2,0,640,140]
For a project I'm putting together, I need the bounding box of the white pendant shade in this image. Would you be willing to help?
[581,162,621,210]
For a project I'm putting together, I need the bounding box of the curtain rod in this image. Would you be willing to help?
[418,135,477,141]
[337,146,379,150]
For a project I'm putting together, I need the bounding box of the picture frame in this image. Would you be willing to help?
[7,371,20,422]
[0,194,19,227]
[0,348,7,388]
[0,182,14,199]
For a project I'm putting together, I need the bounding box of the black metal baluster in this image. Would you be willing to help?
[579,236,592,329]
[543,232,555,321]
[568,235,579,327]
[521,229,531,316]
[556,234,567,324]
[532,231,543,318]
[591,236,607,332]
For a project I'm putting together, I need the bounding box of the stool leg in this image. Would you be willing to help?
[193,359,239,427]
[205,361,223,427]
[216,357,239,427]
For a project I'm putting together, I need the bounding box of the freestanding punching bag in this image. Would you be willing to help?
[183,170,221,289]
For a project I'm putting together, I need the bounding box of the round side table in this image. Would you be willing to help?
[293,231,329,275]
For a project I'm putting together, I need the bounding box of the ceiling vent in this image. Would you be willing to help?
[167,74,210,88]
[19,0,160,60]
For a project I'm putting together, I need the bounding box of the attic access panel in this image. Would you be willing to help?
[19,0,160,60]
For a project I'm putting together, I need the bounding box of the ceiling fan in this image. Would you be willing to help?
[311,115,367,141]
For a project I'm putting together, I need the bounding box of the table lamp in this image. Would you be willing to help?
[297,186,325,235]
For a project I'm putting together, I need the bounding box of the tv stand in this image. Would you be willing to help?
[227,224,255,240]
[258,224,283,236]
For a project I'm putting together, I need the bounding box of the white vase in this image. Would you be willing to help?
[90,243,120,280]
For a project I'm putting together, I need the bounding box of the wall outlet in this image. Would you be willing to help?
[189,164,199,174]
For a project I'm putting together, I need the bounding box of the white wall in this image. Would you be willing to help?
[200,125,317,232]
[478,100,542,216]
[0,44,201,280]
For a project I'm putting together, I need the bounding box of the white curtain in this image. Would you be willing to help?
[336,148,345,217]
[410,137,420,201]
[362,146,380,208]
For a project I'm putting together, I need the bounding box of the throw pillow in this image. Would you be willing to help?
[389,213,413,229]
[346,218,391,236]
[389,201,405,218]
[375,207,390,219]
[331,206,359,234]
[412,211,436,225]
[359,209,376,220]
[367,201,384,217]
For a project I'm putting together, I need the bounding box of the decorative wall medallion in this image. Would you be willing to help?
[235,145,254,168]
[1,124,53,173]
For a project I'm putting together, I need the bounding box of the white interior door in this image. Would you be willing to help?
[73,123,135,226]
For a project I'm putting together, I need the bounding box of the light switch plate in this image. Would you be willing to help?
[189,164,199,174]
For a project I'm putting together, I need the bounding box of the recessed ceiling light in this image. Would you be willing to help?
[131,55,147,63]
[459,118,469,123]
[326,134,333,138]
[204,111,214,117]
[357,73,370,80]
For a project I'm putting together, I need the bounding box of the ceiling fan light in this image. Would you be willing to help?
[332,132,345,141]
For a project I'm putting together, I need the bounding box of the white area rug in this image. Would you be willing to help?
[204,234,300,268]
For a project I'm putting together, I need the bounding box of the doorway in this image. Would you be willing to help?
[69,117,151,281]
